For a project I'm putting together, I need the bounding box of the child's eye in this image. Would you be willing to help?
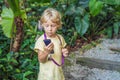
[52,25,56,27]
[44,24,57,27]
[45,25,49,27]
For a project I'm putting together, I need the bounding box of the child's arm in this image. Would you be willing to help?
[37,42,54,63]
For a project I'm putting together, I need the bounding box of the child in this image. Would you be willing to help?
[34,8,69,80]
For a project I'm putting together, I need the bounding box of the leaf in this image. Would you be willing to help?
[1,8,14,38]
[23,78,29,80]
[23,71,33,77]
[78,0,89,8]
[21,59,31,68]
[0,64,3,68]
[106,27,112,38]
[75,7,85,15]
[104,0,120,5]
[81,14,89,35]
[0,49,2,54]
[15,68,21,73]
[113,22,120,35]
[11,58,18,65]
[74,17,81,34]
[0,58,7,61]
[65,4,76,15]
[51,0,57,4]
[89,0,103,16]
[74,14,89,36]
[70,32,78,45]
[7,52,13,61]
[89,0,96,11]
[20,10,27,23]
[7,0,20,16]
[14,73,23,80]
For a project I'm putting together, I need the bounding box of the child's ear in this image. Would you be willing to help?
[38,20,43,31]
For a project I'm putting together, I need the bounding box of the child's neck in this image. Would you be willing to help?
[45,33,57,38]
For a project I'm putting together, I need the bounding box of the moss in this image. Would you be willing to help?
[64,59,72,66]
[69,52,75,59]
[79,39,102,55]
[64,52,76,66]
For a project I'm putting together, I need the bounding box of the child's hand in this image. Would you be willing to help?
[62,48,69,57]
[44,43,54,54]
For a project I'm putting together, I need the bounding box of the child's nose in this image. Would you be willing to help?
[48,26,52,31]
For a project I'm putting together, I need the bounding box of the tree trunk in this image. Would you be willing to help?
[12,16,24,52]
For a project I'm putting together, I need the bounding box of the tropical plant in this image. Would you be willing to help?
[0,0,120,79]
[86,0,120,39]
[103,0,120,38]
[89,0,103,17]
[1,0,26,52]
[55,0,90,45]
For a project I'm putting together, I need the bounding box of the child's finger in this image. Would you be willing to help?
[62,48,68,52]
[46,43,54,52]
[44,47,52,53]
[47,43,54,48]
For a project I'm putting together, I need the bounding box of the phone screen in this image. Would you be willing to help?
[43,39,51,46]
[43,39,54,54]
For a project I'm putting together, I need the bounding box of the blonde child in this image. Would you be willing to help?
[34,8,69,80]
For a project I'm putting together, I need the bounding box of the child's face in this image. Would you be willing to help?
[43,20,58,37]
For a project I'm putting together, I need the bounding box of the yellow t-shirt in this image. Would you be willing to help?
[34,34,66,80]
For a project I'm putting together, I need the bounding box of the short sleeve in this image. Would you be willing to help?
[58,35,67,48]
[34,36,45,53]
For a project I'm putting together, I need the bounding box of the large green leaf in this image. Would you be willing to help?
[75,17,81,34]
[113,22,120,35]
[75,7,85,15]
[20,10,27,23]
[74,14,89,36]
[89,0,103,16]
[65,4,76,15]
[106,27,112,38]
[104,0,120,5]
[23,71,33,78]
[1,8,14,38]
[7,0,20,16]
[89,0,96,10]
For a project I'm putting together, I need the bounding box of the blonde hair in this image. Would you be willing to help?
[40,8,62,28]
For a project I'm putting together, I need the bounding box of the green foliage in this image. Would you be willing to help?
[74,14,89,36]
[105,27,113,38]
[0,0,120,79]
[7,0,20,16]
[0,27,10,54]
[87,0,120,39]
[79,39,102,55]
[1,0,27,38]
[113,22,120,35]
[89,0,103,16]
[0,26,39,79]
[20,10,27,23]
[105,22,120,38]
[1,7,14,38]
[102,1,120,38]
[104,0,120,5]
[0,52,38,80]
[54,1,90,45]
